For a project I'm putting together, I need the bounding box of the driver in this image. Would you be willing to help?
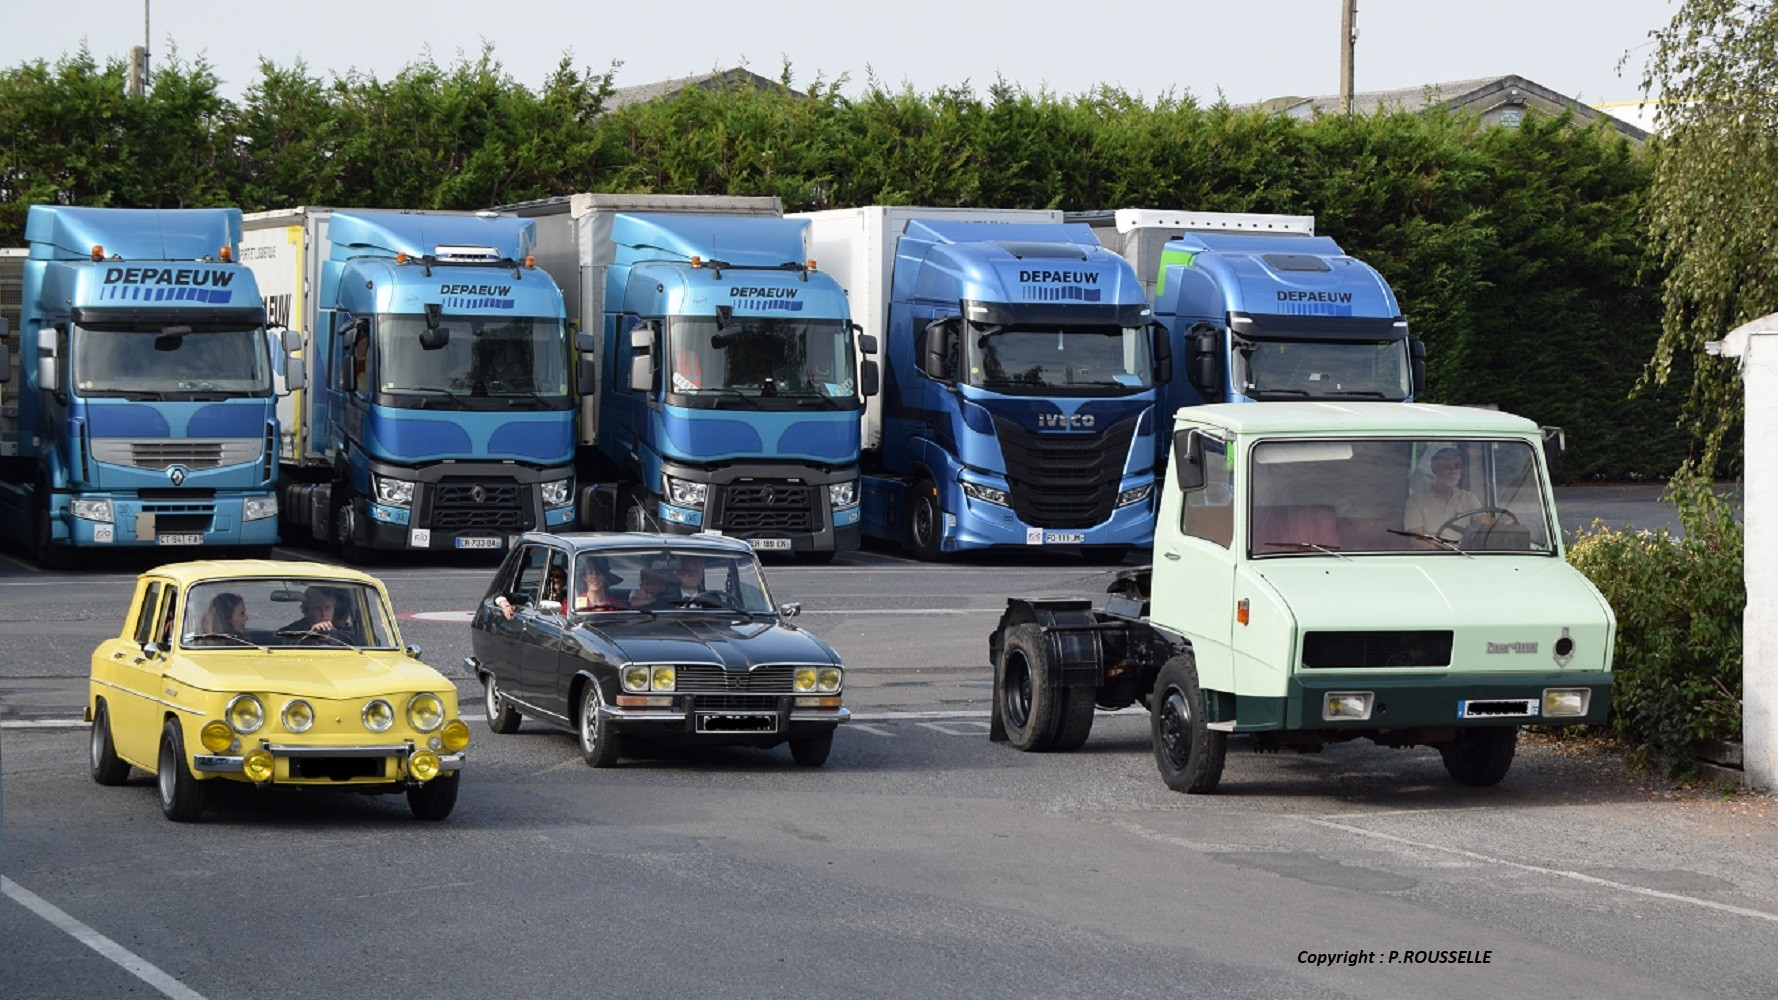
[673,555,708,601]
[281,587,337,635]
[1404,446,1483,542]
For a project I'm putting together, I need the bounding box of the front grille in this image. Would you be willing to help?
[722,483,812,531]
[430,479,526,530]
[992,416,1137,528]
[690,694,781,712]
[675,665,798,693]
[1302,631,1453,668]
[90,439,260,470]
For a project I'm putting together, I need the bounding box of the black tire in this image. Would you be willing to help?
[621,489,651,533]
[905,478,946,561]
[1050,688,1098,752]
[1150,654,1227,794]
[157,718,207,822]
[89,702,131,786]
[482,672,522,734]
[577,679,623,767]
[334,492,372,566]
[997,623,1062,751]
[789,729,834,766]
[1441,727,1518,787]
[407,771,460,821]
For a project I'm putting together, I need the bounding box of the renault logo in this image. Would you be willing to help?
[470,484,487,503]
[166,465,189,486]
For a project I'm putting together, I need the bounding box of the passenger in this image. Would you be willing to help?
[626,564,673,609]
[574,556,626,612]
[1404,446,1484,544]
[672,555,708,601]
[280,587,338,635]
[543,566,569,605]
[194,592,249,644]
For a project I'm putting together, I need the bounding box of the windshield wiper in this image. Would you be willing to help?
[274,627,357,647]
[1258,540,1349,560]
[1249,387,1311,398]
[683,387,760,408]
[184,632,267,651]
[1320,389,1393,399]
[1386,528,1473,557]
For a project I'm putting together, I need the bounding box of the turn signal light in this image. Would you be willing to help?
[200,720,234,753]
[90,245,105,262]
[409,750,441,782]
[690,255,704,268]
[1236,599,1250,626]
[242,748,275,782]
[218,246,233,262]
[396,252,409,264]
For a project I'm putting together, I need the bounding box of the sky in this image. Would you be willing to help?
[2,1,1679,124]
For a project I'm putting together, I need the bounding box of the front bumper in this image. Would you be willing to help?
[53,492,280,548]
[948,479,1154,552]
[597,698,849,744]
[193,741,465,783]
[1273,671,1614,731]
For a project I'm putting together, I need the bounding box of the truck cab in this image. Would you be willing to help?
[989,402,1614,793]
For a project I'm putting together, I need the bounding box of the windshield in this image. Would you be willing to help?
[569,547,777,615]
[966,324,1154,394]
[1246,438,1554,556]
[74,327,271,398]
[666,316,857,402]
[376,314,568,400]
[179,578,398,650]
[1233,338,1410,401]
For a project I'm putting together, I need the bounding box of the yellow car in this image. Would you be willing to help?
[87,560,469,822]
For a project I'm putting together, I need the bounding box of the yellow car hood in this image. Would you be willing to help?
[167,650,452,699]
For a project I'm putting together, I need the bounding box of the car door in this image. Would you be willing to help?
[106,579,175,765]
[1151,429,1238,696]
[487,545,549,705]
[521,548,575,720]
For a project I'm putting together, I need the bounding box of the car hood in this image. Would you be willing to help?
[167,650,454,698]
[579,615,840,668]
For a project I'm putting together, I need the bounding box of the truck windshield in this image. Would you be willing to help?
[74,327,272,398]
[966,324,1154,395]
[376,314,568,401]
[666,316,857,404]
[1246,438,1555,556]
[1233,338,1410,401]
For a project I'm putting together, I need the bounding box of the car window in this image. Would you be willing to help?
[1180,432,1234,548]
[577,547,777,614]
[133,581,164,645]
[511,546,550,606]
[179,578,398,649]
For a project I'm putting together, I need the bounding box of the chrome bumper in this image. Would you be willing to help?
[192,750,465,775]
[596,706,850,724]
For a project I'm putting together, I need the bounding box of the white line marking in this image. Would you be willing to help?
[1,719,88,729]
[1304,817,1778,924]
[918,720,993,736]
[849,710,990,720]
[3,876,211,1000]
[848,724,896,737]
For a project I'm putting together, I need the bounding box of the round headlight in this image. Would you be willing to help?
[817,667,843,693]
[242,748,275,783]
[226,694,265,734]
[407,693,445,732]
[200,720,234,753]
[362,699,394,732]
[621,665,652,692]
[282,700,315,733]
[794,667,818,692]
[409,749,441,782]
[651,665,676,692]
[441,719,472,752]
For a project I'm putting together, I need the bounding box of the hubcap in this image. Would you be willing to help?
[484,678,500,719]
[1158,687,1191,768]
[158,740,175,804]
[91,720,102,768]
[913,497,934,547]
[581,687,602,750]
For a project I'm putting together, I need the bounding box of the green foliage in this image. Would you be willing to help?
[1566,475,1744,775]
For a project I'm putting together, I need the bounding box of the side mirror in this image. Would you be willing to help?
[1172,431,1205,491]
[920,319,953,381]
[577,356,598,396]
[1188,324,1221,400]
[861,359,880,398]
[1152,323,1173,385]
[0,317,9,337]
[629,321,658,351]
[778,601,802,618]
[1541,425,1566,480]
[404,643,423,659]
[629,355,654,393]
[1409,336,1427,397]
[858,332,878,354]
[539,599,563,615]
[141,642,163,659]
[35,325,59,394]
[575,331,598,353]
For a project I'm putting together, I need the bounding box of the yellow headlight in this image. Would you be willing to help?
[794,667,817,692]
[407,693,445,732]
[440,719,471,752]
[409,750,441,782]
[362,699,394,732]
[242,749,275,782]
[621,665,651,692]
[282,700,314,733]
[226,694,265,734]
[817,667,842,693]
[651,665,676,692]
[200,720,234,753]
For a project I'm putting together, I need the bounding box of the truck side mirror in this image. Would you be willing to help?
[1151,323,1173,384]
[861,359,880,398]
[857,332,878,354]
[575,331,598,353]
[578,356,598,396]
[35,325,59,395]
[1172,431,1204,491]
[1409,336,1427,397]
[920,318,954,382]
[1540,425,1566,480]
[628,321,657,393]
[419,325,450,351]
[1188,324,1221,400]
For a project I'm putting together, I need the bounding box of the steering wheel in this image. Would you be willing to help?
[1436,506,1520,541]
[681,590,731,609]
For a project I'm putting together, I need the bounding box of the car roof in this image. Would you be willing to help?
[1176,402,1541,438]
[142,559,385,587]
[517,532,759,557]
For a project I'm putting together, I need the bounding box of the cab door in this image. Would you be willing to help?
[1150,430,1239,696]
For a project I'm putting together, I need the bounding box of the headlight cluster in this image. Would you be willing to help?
[1115,484,1153,509]
[362,699,395,732]
[621,665,678,692]
[226,694,265,734]
[794,667,843,693]
[541,478,573,507]
[282,699,315,733]
[828,480,859,508]
[372,474,415,507]
[664,475,708,507]
[243,497,279,521]
[407,693,445,732]
[961,481,1009,507]
[71,498,114,522]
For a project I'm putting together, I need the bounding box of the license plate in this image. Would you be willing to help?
[748,538,791,551]
[1044,532,1085,545]
[454,537,502,550]
[696,713,779,733]
[157,533,202,546]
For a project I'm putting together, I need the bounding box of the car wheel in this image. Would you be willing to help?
[577,680,623,768]
[407,771,460,821]
[997,624,1063,751]
[1441,727,1518,787]
[90,702,131,786]
[1150,654,1227,794]
[483,673,521,734]
[905,478,947,562]
[157,718,207,822]
[789,729,834,767]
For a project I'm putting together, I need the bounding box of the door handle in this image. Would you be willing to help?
[1163,550,1181,561]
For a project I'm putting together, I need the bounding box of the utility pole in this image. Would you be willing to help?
[1339,0,1357,116]
[128,1,150,97]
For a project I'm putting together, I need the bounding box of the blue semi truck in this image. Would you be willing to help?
[0,207,291,567]
[241,208,577,557]
[1071,210,1424,456]
[797,207,1167,561]
[511,194,871,560]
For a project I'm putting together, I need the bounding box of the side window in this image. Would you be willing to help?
[542,551,571,610]
[160,590,179,645]
[1180,432,1234,548]
[133,582,164,645]
[511,546,550,605]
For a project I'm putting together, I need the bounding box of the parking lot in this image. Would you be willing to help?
[2,485,1771,998]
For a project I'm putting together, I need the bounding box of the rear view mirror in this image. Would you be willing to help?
[419,326,451,351]
[861,359,880,398]
[1152,323,1173,384]
[1172,431,1204,491]
[1409,336,1427,397]
[920,318,954,381]
[1187,324,1221,401]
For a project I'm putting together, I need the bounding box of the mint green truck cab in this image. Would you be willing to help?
[988,402,1614,793]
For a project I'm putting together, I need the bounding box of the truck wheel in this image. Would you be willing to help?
[998,624,1062,751]
[407,771,460,820]
[621,490,651,533]
[789,729,834,766]
[1440,727,1518,787]
[334,492,371,565]
[483,673,521,734]
[1150,654,1227,794]
[90,702,131,786]
[577,680,623,767]
[157,718,207,822]
[906,478,946,561]
[1050,688,1097,752]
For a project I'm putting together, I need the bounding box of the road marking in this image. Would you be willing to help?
[848,724,896,737]
[3,876,211,1000]
[1,719,87,729]
[1304,817,1778,925]
[0,550,40,572]
[918,720,992,736]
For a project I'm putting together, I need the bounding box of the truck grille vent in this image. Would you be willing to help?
[723,483,812,531]
[91,438,259,470]
[992,415,1138,528]
[1302,631,1453,668]
[431,479,527,530]
[674,665,798,693]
